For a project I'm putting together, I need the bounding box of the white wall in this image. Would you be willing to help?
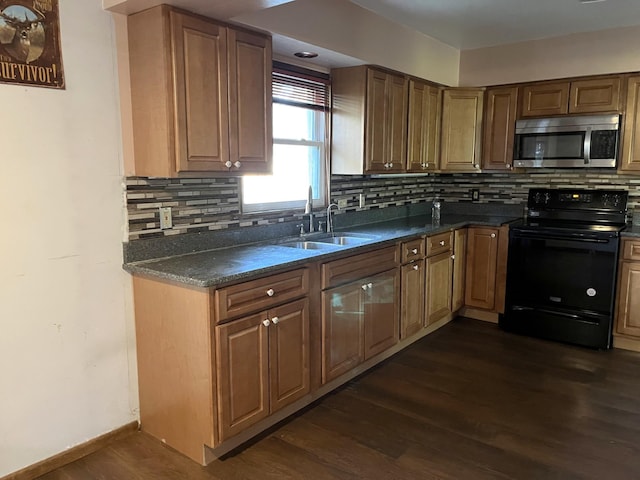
[459,24,640,86]
[0,0,136,476]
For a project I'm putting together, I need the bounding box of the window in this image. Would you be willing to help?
[242,64,330,213]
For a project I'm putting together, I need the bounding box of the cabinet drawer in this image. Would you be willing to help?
[622,239,640,261]
[215,268,309,322]
[401,238,425,263]
[426,232,452,257]
[322,246,399,289]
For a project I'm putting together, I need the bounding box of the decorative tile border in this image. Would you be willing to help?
[125,170,640,242]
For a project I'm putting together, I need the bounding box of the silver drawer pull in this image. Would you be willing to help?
[439,240,445,246]
[262,319,270,327]
[271,316,279,325]
[266,288,275,297]
[411,248,418,254]
[413,264,419,271]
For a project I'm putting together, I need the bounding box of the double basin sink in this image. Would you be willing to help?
[277,232,379,250]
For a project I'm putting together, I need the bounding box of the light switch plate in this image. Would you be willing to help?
[159,206,172,229]
[337,198,348,209]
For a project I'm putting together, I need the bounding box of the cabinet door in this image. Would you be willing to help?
[322,283,365,383]
[482,87,517,171]
[365,69,390,172]
[465,227,499,310]
[520,82,569,117]
[616,262,640,337]
[227,28,272,174]
[269,299,310,413]
[452,228,467,312]
[401,260,425,338]
[425,251,452,325]
[620,76,640,172]
[216,312,269,441]
[171,11,229,173]
[364,270,399,359]
[569,77,621,114]
[407,80,441,172]
[387,74,408,172]
[440,89,484,172]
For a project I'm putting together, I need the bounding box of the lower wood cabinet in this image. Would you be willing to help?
[216,298,309,441]
[464,226,508,313]
[615,239,640,340]
[425,251,452,325]
[400,259,425,338]
[322,269,399,383]
[452,228,467,312]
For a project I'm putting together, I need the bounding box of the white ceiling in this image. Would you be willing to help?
[105,0,640,71]
[350,0,640,50]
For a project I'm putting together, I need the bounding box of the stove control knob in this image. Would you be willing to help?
[544,193,551,204]
[612,194,621,207]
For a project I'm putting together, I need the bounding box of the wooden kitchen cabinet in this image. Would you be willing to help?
[128,6,271,177]
[464,226,508,313]
[520,76,621,118]
[620,75,640,172]
[407,79,442,172]
[482,86,518,171]
[216,298,309,441]
[332,65,408,174]
[440,88,484,172]
[615,239,640,340]
[520,82,569,117]
[321,246,399,383]
[425,231,453,325]
[400,238,426,338]
[452,228,467,312]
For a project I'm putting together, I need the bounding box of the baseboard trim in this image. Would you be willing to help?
[459,307,499,323]
[2,421,139,480]
[613,334,640,352]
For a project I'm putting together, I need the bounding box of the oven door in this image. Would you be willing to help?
[501,228,619,348]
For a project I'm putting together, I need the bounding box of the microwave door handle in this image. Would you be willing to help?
[584,127,592,165]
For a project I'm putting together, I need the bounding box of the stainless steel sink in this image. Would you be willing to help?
[278,241,339,250]
[316,235,374,246]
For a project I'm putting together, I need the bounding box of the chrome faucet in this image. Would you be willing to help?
[326,203,339,234]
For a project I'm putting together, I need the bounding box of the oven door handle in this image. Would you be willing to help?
[512,231,611,243]
[512,305,582,320]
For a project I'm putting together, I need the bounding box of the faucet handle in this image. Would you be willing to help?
[296,223,305,235]
[318,220,326,232]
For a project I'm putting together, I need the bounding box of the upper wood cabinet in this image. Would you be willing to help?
[128,6,272,177]
[520,76,621,118]
[332,66,408,174]
[407,79,442,172]
[620,75,640,172]
[482,86,518,171]
[520,82,569,117]
[440,88,484,172]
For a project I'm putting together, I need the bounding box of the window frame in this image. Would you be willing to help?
[241,63,330,214]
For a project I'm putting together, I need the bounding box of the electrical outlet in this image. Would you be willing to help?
[337,198,348,209]
[359,194,366,208]
[159,206,172,229]
[471,189,480,201]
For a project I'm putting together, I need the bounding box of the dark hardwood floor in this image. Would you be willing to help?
[38,318,640,479]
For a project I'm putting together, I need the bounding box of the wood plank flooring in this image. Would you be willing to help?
[38,318,640,479]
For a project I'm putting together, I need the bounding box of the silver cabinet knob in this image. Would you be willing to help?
[451,254,456,260]
[474,164,480,169]
[368,282,373,289]
[225,161,233,168]
[439,240,445,246]
[266,288,275,297]
[490,233,496,238]
[234,161,242,169]
[271,316,279,325]
[362,284,368,291]
[262,319,270,327]
[411,248,418,254]
[506,163,511,169]
[413,264,419,271]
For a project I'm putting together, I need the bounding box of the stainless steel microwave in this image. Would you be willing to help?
[513,114,620,168]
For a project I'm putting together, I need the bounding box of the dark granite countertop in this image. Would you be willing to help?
[621,226,640,238]
[123,213,519,288]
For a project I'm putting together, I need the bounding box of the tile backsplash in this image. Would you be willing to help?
[125,170,640,242]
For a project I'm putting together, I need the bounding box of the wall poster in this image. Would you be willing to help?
[0,0,64,89]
